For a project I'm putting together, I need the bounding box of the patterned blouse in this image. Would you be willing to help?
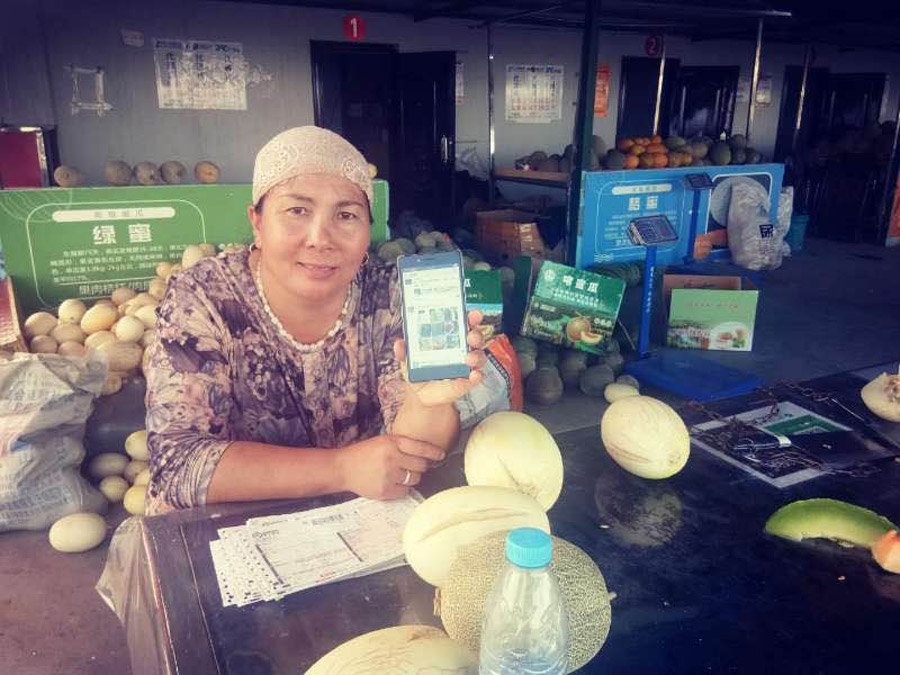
[144,250,406,514]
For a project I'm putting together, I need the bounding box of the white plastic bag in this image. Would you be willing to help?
[0,352,107,531]
[727,183,784,270]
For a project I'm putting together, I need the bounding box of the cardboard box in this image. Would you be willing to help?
[475,209,546,265]
[464,270,503,340]
[0,277,27,353]
[664,274,759,351]
[522,261,626,355]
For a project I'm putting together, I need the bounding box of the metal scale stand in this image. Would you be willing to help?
[624,174,764,401]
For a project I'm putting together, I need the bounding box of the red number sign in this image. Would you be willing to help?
[343,14,366,41]
[645,34,664,57]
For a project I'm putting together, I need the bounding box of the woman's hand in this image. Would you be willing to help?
[394,310,488,408]
[336,434,446,500]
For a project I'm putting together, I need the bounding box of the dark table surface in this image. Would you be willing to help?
[137,365,900,675]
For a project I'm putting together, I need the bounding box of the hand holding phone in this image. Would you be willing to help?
[397,250,472,383]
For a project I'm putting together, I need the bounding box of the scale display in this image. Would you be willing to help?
[628,215,679,246]
[684,173,715,190]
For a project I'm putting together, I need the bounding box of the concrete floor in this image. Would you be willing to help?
[1,237,898,675]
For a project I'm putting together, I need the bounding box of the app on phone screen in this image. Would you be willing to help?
[402,264,468,370]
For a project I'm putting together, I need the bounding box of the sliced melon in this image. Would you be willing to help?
[764,498,897,548]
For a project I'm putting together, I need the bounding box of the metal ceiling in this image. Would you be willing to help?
[230,0,900,52]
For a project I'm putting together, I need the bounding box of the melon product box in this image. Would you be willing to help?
[0,181,390,315]
[521,261,626,355]
[0,277,26,353]
[475,209,546,265]
[664,274,759,351]
[464,270,503,340]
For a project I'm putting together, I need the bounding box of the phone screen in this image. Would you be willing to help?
[400,256,469,379]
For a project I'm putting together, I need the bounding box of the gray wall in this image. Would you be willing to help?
[4,0,900,190]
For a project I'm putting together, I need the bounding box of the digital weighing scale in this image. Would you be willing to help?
[623,186,764,402]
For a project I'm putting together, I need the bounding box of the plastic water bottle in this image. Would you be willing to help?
[479,527,569,674]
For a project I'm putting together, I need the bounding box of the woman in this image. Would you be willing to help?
[144,126,487,515]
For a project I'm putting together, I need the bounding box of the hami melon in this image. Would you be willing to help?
[438,531,612,673]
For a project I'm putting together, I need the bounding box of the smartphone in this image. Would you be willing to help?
[397,250,470,382]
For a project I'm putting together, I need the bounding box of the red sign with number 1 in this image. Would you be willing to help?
[343,15,365,41]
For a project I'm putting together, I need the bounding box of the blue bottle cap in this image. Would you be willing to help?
[505,527,552,568]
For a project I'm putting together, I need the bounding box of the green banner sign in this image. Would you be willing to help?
[0,181,389,314]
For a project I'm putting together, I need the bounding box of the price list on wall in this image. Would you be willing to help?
[505,65,564,123]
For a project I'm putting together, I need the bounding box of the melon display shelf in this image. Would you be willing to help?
[493,167,569,188]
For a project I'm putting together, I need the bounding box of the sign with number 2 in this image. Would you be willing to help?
[343,15,365,41]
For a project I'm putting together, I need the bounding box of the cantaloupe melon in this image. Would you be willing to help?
[30,335,58,353]
[402,486,549,587]
[615,374,640,390]
[305,625,476,674]
[710,142,732,166]
[160,161,187,184]
[24,312,57,339]
[438,532,612,673]
[511,335,538,357]
[604,383,639,403]
[465,412,563,510]
[580,364,615,397]
[134,162,160,185]
[104,160,133,186]
[535,350,560,368]
[518,352,537,380]
[48,513,107,553]
[601,396,689,479]
[195,161,220,184]
[559,352,588,388]
[81,304,117,334]
[53,165,84,188]
[526,366,564,405]
[58,299,87,324]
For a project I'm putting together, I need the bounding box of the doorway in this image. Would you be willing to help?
[616,56,681,139]
[669,66,739,140]
[310,42,456,226]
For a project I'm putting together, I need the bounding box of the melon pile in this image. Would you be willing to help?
[374,228,516,280]
[513,135,607,173]
[53,160,221,187]
[399,411,613,673]
[602,133,764,171]
[12,243,221,395]
[47,427,151,555]
[87,428,151,515]
[512,335,641,405]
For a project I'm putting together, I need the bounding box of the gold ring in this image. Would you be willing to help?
[402,469,412,486]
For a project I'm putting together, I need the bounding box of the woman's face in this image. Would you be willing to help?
[248,173,370,303]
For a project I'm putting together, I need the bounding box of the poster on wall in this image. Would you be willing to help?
[594,64,610,117]
[456,61,465,105]
[505,65,563,123]
[737,76,750,103]
[154,38,247,110]
[736,75,773,106]
[755,75,773,107]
